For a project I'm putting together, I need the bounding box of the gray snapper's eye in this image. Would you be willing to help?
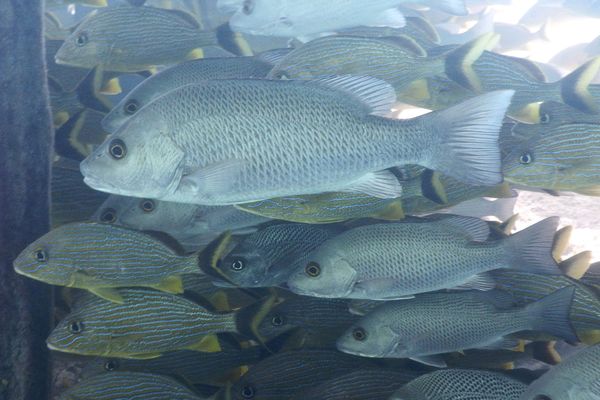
[104,360,119,371]
[271,314,285,326]
[108,139,127,160]
[241,384,255,399]
[100,208,117,223]
[231,258,245,271]
[540,112,550,124]
[305,262,320,277]
[140,199,155,213]
[352,327,367,341]
[75,31,89,46]
[124,100,139,115]
[34,249,48,262]
[519,151,533,165]
[242,0,254,14]
[69,321,84,334]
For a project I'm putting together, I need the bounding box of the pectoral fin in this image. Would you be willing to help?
[89,287,124,304]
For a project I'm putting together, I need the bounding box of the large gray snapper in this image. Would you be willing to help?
[80,77,513,205]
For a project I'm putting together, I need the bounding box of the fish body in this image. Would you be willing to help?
[80,77,512,205]
[287,217,560,299]
[294,369,421,400]
[217,223,342,287]
[82,346,262,385]
[13,222,200,302]
[390,369,526,400]
[214,349,380,400]
[492,270,600,343]
[520,343,600,400]
[102,56,273,132]
[47,288,237,358]
[57,371,202,400]
[228,0,467,40]
[55,6,219,72]
[336,288,577,362]
[94,195,269,251]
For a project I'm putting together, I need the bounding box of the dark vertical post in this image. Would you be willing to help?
[0,1,54,399]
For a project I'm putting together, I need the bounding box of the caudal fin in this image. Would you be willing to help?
[505,217,562,275]
[525,286,578,343]
[445,33,499,92]
[560,56,600,114]
[426,90,514,186]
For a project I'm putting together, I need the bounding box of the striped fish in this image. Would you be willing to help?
[502,121,600,196]
[491,270,600,344]
[267,34,493,99]
[13,222,203,303]
[293,369,421,400]
[46,288,244,358]
[58,371,202,399]
[82,346,263,385]
[214,349,381,400]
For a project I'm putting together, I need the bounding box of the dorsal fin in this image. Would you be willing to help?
[257,48,293,66]
[437,215,490,242]
[164,8,201,30]
[313,75,396,117]
[406,16,440,44]
[375,35,427,57]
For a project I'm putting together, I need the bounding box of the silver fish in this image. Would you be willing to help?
[287,216,561,300]
[80,76,513,205]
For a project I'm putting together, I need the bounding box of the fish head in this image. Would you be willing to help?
[336,314,405,358]
[81,112,185,199]
[229,0,295,37]
[286,247,357,298]
[102,96,138,134]
[55,10,111,68]
[255,300,296,341]
[92,194,133,225]
[13,225,84,287]
[220,244,270,287]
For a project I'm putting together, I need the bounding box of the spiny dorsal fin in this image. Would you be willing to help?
[313,75,396,117]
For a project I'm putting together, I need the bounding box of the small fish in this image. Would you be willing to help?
[492,268,600,345]
[82,345,263,385]
[214,223,343,287]
[102,56,273,133]
[502,120,600,196]
[51,157,108,228]
[253,295,358,342]
[336,288,577,366]
[93,195,269,252]
[390,369,527,400]
[267,33,494,100]
[47,288,251,358]
[229,0,467,41]
[520,343,600,400]
[287,216,561,300]
[57,371,202,400]
[13,222,205,303]
[80,76,513,204]
[293,369,422,400]
[214,349,381,400]
[55,5,239,73]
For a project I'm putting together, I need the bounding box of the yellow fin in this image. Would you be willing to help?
[209,290,231,312]
[575,186,600,196]
[561,56,600,114]
[421,170,448,204]
[401,79,430,102]
[578,329,600,345]
[153,275,184,294]
[122,352,162,360]
[511,102,543,123]
[53,111,70,127]
[89,287,124,304]
[375,200,405,220]
[445,32,499,93]
[485,182,515,199]
[559,251,592,279]
[500,362,515,370]
[552,225,573,262]
[499,213,519,236]
[100,77,122,95]
[512,339,526,353]
[187,334,222,353]
[532,341,561,365]
[186,48,205,60]
[148,67,159,75]
[233,33,254,57]
[84,0,108,6]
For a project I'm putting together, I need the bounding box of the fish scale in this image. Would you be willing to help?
[47,288,237,357]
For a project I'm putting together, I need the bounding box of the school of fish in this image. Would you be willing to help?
[17,0,600,398]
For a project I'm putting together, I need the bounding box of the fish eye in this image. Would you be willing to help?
[231,258,245,271]
[100,208,117,223]
[519,151,533,165]
[104,360,119,371]
[305,262,321,277]
[34,249,48,262]
[271,314,285,326]
[241,384,255,399]
[75,31,88,46]
[69,321,84,334]
[352,327,367,341]
[108,139,127,160]
[124,100,139,115]
[540,112,550,124]
[242,0,254,15]
[139,199,155,213]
